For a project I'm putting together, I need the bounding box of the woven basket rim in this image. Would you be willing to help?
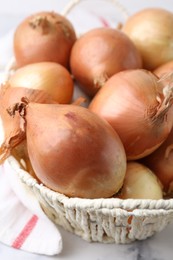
[6,156,173,211]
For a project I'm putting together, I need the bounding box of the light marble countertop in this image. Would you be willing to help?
[1,223,173,260]
[1,0,173,259]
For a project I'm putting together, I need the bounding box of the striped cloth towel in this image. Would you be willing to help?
[0,161,63,255]
[0,156,63,256]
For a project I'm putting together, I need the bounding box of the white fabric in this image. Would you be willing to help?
[0,163,62,255]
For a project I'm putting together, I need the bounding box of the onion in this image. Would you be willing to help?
[122,8,173,70]
[13,11,77,68]
[153,60,173,78]
[89,69,173,160]
[70,27,142,97]
[9,62,74,104]
[9,99,126,199]
[143,127,173,195]
[118,162,163,200]
[0,85,54,163]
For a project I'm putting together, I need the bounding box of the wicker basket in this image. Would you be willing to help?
[4,156,173,244]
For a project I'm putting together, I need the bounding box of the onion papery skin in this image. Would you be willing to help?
[143,127,173,194]
[9,62,74,104]
[11,140,36,178]
[118,162,163,200]
[70,27,142,97]
[122,8,173,70]
[0,85,54,163]
[89,69,173,160]
[13,11,77,68]
[24,102,126,199]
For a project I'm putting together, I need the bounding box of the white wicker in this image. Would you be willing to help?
[60,0,129,19]
[5,156,173,244]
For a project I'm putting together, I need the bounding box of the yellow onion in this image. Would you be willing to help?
[89,69,173,160]
[8,100,126,199]
[70,27,142,97]
[118,162,163,200]
[13,11,77,68]
[9,62,74,104]
[122,8,173,70]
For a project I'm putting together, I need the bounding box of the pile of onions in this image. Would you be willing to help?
[0,85,54,163]
[2,6,173,201]
[7,99,127,199]
[122,8,173,70]
[13,11,77,68]
[143,127,173,195]
[70,27,142,97]
[89,69,173,160]
[118,162,163,200]
[8,62,74,104]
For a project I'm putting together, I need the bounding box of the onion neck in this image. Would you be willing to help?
[0,98,28,164]
[150,85,173,124]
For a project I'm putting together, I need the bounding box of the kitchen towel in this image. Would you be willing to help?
[0,161,63,255]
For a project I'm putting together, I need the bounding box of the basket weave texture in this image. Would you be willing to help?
[6,156,173,244]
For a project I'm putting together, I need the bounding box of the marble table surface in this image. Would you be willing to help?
[1,0,173,259]
[0,223,173,260]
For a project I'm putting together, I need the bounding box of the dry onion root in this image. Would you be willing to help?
[13,11,77,68]
[6,99,127,199]
[89,69,173,160]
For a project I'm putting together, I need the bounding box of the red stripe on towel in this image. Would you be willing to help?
[12,215,38,249]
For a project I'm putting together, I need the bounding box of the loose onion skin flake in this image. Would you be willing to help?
[13,11,77,68]
[122,8,173,70]
[70,27,142,97]
[118,162,163,200]
[8,62,74,104]
[9,100,126,199]
[89,69,173,160]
